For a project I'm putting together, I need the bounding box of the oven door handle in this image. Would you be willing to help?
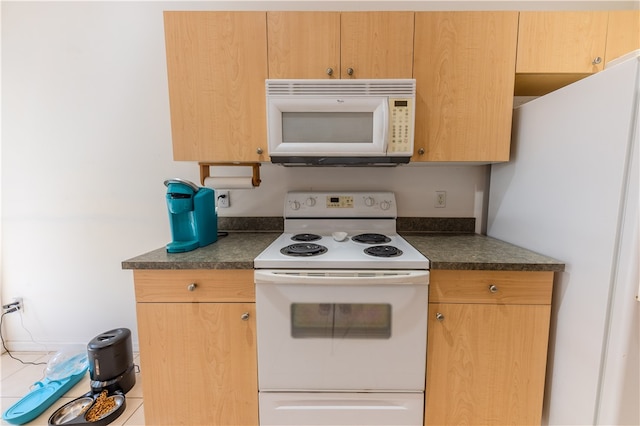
[254,269,429,285]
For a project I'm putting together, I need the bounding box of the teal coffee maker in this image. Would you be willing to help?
[164,178,217,253]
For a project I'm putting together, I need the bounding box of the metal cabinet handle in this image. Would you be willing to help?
[187,283,197,292]
[256,147,263,155]
[326,67,334,76]
[241,312,250,321]
[346,67,354,76]
[418,148,425,155]
[592,56,602,65]
[489,284,498,293]
[435,312,444,322]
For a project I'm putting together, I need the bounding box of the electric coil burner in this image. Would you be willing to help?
[280,243,328,257]
[291,233,322,242]
[364,245,403,257]
[352,233,391,244]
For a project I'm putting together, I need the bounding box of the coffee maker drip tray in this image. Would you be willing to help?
[166,239,200,253]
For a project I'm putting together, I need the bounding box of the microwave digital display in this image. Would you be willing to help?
[394,100,408,107]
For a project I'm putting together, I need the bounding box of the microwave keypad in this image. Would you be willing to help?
[389,98,413,154]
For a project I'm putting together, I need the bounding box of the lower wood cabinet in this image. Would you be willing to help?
[131,268,553,425]
[133,270,258,426]
[425,270,554,425]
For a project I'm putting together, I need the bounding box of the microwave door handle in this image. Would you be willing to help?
[381,100,389,152]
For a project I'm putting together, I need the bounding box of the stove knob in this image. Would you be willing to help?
[305,197,316,207]
[290,200,301,210]
[364,196,375,207]
[380,200,392,211]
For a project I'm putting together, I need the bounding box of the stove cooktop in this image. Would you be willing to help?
[254,232,429,270]
[254,191,429,270]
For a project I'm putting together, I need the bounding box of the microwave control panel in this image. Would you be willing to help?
[388,98,414,155]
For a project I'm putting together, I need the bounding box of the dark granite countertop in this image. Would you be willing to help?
[403,234,564,272]
[122,232,564,272]
[121,232,280,270]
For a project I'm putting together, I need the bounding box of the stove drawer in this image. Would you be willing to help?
[133,270,254,302]
[259,392,424,426]
[429,270,553,304]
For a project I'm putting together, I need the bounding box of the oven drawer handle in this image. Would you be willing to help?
[274,401,408,411]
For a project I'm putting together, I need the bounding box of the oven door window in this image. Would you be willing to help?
[291,303,391,339]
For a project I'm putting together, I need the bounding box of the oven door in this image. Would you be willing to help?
[255,269,429,391]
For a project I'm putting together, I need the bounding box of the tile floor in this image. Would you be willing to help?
[1,351,144,425]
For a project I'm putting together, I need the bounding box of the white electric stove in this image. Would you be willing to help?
[254,192,429,426]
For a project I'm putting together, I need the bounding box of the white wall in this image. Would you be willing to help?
[208,163,488,218]
[2,0,633,350]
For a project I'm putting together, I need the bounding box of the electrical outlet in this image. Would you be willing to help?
[2,297,23,314]
[217,190,230,208]
[435,191,446,208]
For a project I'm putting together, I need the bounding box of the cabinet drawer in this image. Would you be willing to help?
[429,270,553,305]
[133,270,254,303]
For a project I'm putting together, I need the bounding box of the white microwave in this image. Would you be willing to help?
[266,79,416,166]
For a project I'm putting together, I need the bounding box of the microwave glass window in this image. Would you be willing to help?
[291,303,391,339]
[282,112,373,143]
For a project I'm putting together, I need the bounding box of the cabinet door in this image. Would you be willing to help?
[516,11,608,74]
[605,10,640,65]
[413,12,518,162]
[340,12,414,79]
[164,12,267,162]
[425,303,551,426]
[137,302,258,425]
[267,12,340,79]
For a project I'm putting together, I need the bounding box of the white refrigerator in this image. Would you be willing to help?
[487,52,639,425]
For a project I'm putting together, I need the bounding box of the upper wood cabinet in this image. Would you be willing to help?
[515,11,639,95]
[164,12,268,162]
[605,10,640,65]
[267,12,340,79]
[267,12,414,79]
[340,12,415,79]
[516,11,609,74]
[412,12,518,162]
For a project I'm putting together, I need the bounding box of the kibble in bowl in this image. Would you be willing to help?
[85,390,123,422]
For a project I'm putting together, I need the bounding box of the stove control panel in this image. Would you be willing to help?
[326,195,353,208]
[285,191,397,218]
